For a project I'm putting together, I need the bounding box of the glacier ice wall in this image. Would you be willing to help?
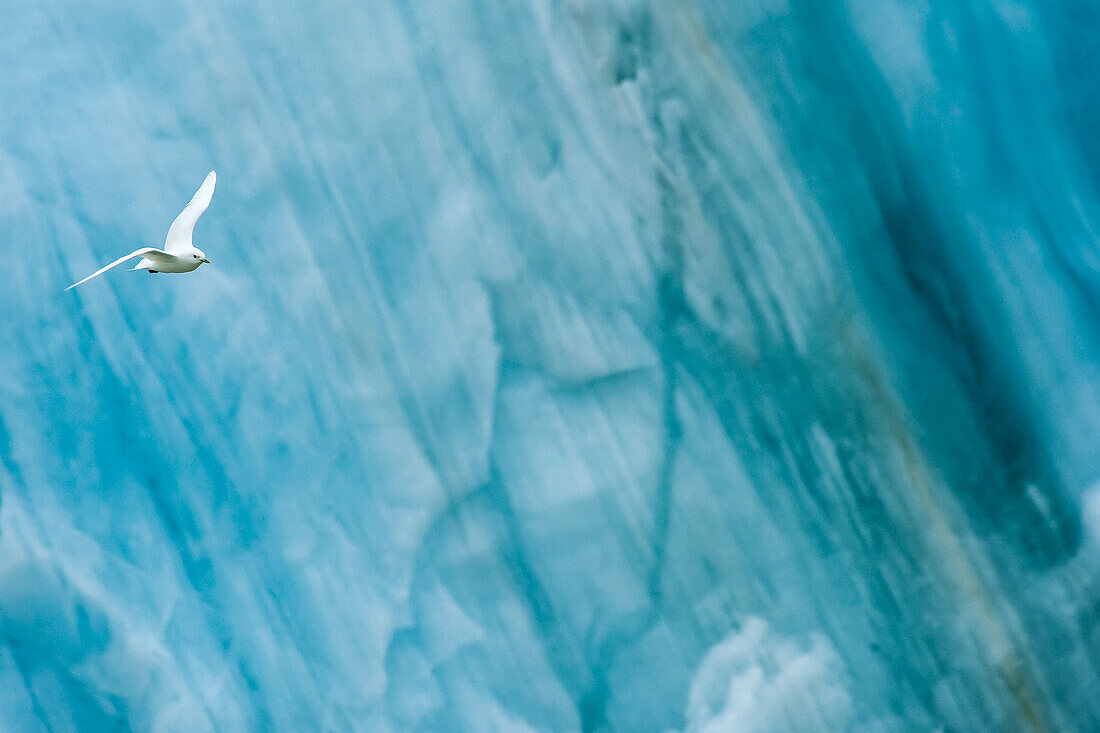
[2,0,1100,730]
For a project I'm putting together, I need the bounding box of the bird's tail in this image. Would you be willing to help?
[130,249,157,271]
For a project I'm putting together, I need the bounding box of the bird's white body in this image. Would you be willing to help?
[133,252,204,274]
[66,171,217,290]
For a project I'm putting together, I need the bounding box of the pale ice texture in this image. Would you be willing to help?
[680,618,852,732]
[2,0,1100,731]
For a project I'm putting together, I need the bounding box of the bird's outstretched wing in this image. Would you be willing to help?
[164,171,216,255]
[65,248,172,291]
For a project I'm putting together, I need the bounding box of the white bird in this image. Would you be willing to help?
[66,171,216,291]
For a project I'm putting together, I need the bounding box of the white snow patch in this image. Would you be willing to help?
[677,617,852,733]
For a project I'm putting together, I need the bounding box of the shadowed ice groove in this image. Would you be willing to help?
[2,0,1100,730]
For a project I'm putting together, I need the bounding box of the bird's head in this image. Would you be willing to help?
[191,248,211,265]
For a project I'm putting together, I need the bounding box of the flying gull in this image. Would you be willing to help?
[66,171,216,290]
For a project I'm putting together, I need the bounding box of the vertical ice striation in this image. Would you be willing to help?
[1,0,1099,730]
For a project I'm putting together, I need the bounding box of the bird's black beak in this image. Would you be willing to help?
[200,258,211,264]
